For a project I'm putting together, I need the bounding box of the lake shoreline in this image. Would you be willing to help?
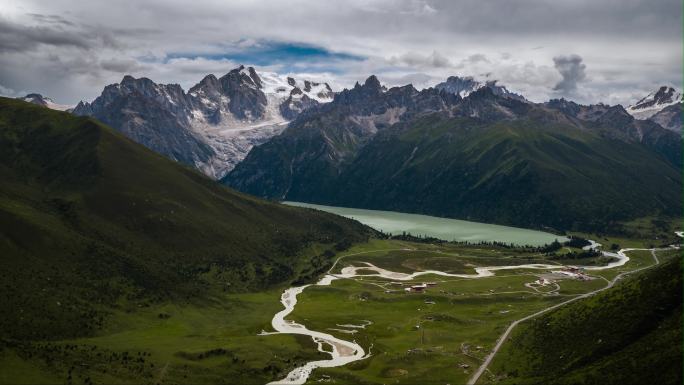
[283,201,567,246]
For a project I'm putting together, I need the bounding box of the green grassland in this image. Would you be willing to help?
[281,243,673,384]
[1,237,680,384]
[570,216,682,249]
[0,98,681,384]
[481,251,682,385]
[336,241,571,274]
[0,289,327,385]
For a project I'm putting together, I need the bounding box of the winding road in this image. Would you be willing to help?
[466,247,665,385]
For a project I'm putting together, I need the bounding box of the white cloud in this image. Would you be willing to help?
[0,83,17,97]
[0,0,680,106]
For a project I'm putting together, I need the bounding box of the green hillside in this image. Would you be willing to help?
[334,115,682,231]
[483,255,683,385]
[227,110,682,232]
[0,97,371,342]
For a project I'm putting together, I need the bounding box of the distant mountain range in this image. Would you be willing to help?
[16,71,681,230]
[30,66,332,179]
[18,70,682,181]
[223,77,681,231]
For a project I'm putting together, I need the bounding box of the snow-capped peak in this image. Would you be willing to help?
[626,86,682,119]
[185,66,336,178]
[257,70,334,103]
[435,76,526,101]
[19,93,73,111]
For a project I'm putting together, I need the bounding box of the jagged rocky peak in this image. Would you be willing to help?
[627,85,682,119]
[635,86,680,108]
[118,75,173,94]
[451,86,529,121]
[90,74,184,102]
[190,74,220,93]
[435,75,526,101]
[546,98,581,112]
[186,65,270,121]
[338,75,385,104]
[20,93,51,107]
[435,75,481,97]
[364,75,382,89]
[466,84,497,99]
[545,98,629,123]
[219,65,262,89]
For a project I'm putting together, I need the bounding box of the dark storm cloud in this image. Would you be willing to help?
[0,16,124,53]
[0,19,92,52]
[553,55,587,93]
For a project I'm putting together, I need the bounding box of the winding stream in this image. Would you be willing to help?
[265,275,367,385]
[263,243,641,384]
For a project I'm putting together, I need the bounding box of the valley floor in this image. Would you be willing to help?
[1,237,680,385]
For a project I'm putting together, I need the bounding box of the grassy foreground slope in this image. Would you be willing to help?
[0,97,371,342]
[483,255,682,385]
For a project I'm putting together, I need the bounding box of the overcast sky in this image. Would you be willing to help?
[0,0,681,106]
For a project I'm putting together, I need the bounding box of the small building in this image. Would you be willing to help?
[405,284,427,293]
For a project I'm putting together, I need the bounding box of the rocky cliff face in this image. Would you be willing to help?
[649,103,682,133]
[622,86,682,134]
[626,86,682,120]
[73,66,334,179]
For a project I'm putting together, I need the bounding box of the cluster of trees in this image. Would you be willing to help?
[382,231,603,258]
[548,249,601,260]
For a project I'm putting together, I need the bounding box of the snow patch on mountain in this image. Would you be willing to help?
[19,93,73,111]
[186,67,334,178]
[434,76,526,101]
[626,86,682,120]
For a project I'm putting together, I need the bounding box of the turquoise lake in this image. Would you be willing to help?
[284,201,566,246]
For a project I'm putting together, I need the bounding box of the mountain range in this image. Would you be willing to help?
[18,69,682,180]
[69,66,334,179]
[224,76,681,232]
[15,69,682,231]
